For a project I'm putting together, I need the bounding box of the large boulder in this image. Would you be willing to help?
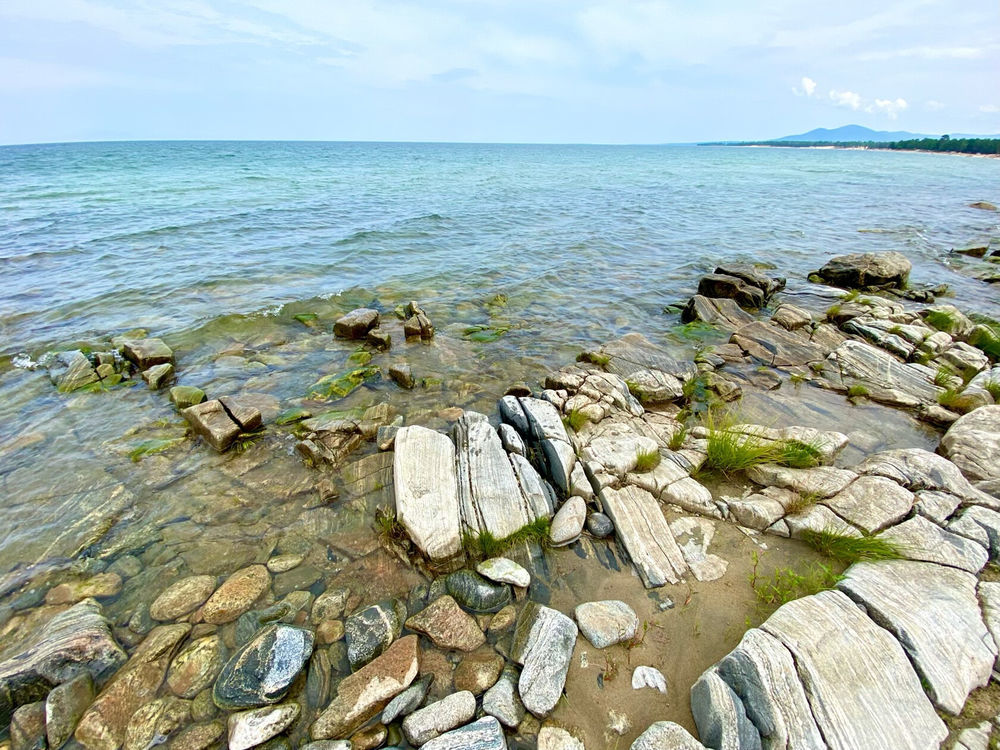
[333,308,379,339]
[510,602,577,718]
[941,405,1000,483]
[814,251,911,289]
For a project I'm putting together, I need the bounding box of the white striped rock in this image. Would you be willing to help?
[690,668,762,750]
[511,602,578,717]
[877,515,988,574]
[821,476,914,534]
[601,485,688,587]
[941,406,1000,483]
[420,716,507,750]
[631,721,706,750]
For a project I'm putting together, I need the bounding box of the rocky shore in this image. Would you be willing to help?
[2,250,1000,749]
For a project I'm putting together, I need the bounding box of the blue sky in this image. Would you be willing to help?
[1,0,997,144]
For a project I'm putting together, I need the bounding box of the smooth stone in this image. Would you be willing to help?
[482,666,525,728]
[150,576,217,621]
[631,666,667,694]
[381,674,432,725]
[334,308,380,339]
[201,565,271,625]
[760,589,947,749]
[311,588,349,624]
[683,295,755,331]
[310,635,419,740]
[266,555,304,574]
[345,599,405,670]
[228,703,299,750]
[0,599,126,730]
[631,721,707,750]
[714,628,824,750]
[123,695,190,750]
[941,406,1000,483]
[453,652,504,695]
[402,690,476,745]
[45,673,95,749]
[393,426,462,561]
[121,338,173,369]
[213,624,314,710]
[420,716,507,750]
[45,573,123,605]
[167,635,225,698]
[575,600,638,649]
[11,701,46,750]
[445,571,512,614]
[498,423,525,455]
[837,559,996,714]
[690,668,762,750]
[586,512,614,538]
[142,363,174,390]
[857,447,998,505]
[405,595,485,651]
[487,605,517,634]
[550,497,586,546]
[170,386,206,409]
[601,485,688,587]
[670,516,728,582]
[877,515,988,574]
[301,744,351,750]
[537,726,585,749]
[816,251,911,289]
[511,602,578,718]
[476,558,530,588]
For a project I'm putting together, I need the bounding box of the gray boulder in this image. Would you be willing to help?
[333,308,379,339]
[815,251,911,289]
[941,406,1000,483]
[511,602,578,717]
[213,624,314,710]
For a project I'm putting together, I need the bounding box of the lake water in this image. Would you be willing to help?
[0,140,998,595]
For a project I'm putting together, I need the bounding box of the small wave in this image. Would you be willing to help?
[11,353,38,370]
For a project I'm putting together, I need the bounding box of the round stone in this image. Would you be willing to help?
[445,570,513,614]
[213,624,314,710]
[150,576,218,621]
[550,496,587,546]
[202,566,271,625]
[575,600,639,649]
[586,512,614,538]
[167,636,225,698]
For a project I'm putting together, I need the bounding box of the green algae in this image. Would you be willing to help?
[307,366,381,401]
[128,438,184,462]
[275,407,313,425]
[463,324,510,343]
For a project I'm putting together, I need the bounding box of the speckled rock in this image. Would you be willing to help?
[45,573,123,605]
[402,691,476,745]
[201,565,271,625]
[11,702,46,750]
[476,558,530,588]
[445,571,512,614]
[167,635,225,698]
[345,599,406,670]
[150,576,217,621]
[45,673,95,749]
[405,596,485,651]
[123,695,191,750]
[511,602,578,718]
[482,666,525,728]
[453,652,504,695]
[212,624,314,710]
[575,600,638,649]
[420,716,507,750]
[228,703,300,750]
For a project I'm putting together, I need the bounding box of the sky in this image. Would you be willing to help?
[0,0,997,145]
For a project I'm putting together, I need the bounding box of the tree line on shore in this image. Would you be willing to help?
[702,135,1000,155]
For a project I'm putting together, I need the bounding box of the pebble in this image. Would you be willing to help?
[575,600,639,649]
[202,565,271,625]
[482,666,525,728]
[266,555,304,574]
[150,575,218,621]
[213,624,314,709]
[381,674,433,725]
[476,558,531,588]
[167,635,225,698]
[550,497,587,546]
[453,652,504,695]
[445,570,513,614]
[632,665,668,694]
[402,691,476,746]
[586,512,614,538]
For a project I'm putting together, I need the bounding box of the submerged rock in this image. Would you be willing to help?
[333,308,380,339]
[213,624,314,710]
[941,405,1000,483]
[142,362,174,390]
[228,703,300,750]
[122,695,190,750]
[402,690,476,745]
[121,338,174,369]
[511,602,578,718]
[388,363,415,389]
[345,599,405,670]
[482,666,524,728]
[405,595,485,651]
[48,350,100,392]
[45,673,95,749]
[403,301,435,339]
[453,652,503,695]
[150,575,217,621]
[445,570,512,614]
[182,400,242,452]
[201,565,271,625]
[169,385,206,410]
[167,635,225,699]
[381,674,432,725]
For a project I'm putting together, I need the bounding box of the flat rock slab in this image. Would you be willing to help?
[732,321,828,367]
[0,599,126,728]
[821,475,914,533]
[601,485,688,587]
[828,340,941,405]
[311,635,419,740]
[690,668,762,750]
[670,516,728,582]
[857,448,995,505]
[816,251,911,289]
[877,515,988,574]
[182,400,242,452]
[746,464,857,499]
[683,295,755,332]
[941,405,1000,483]
[511,602,578,718]
[420,716,507,750]
[393,426,462,562]
[631,721,707,750]
[454,411,537,539]
[517,397,577,494]
[405,595,485,651]
[333,308,379,339]
[838,559,996,714]
[121,338,174,369]
[760,589,947,750]
[715,628,824,750]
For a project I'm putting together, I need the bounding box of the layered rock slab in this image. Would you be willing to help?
[510,602,577,718]
[837,560,996,714]
[941,406,1000,483]
[393,426,462,562]
[759,590,947,750]
[600,485,688,587]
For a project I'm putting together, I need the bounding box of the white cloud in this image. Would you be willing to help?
[830,89,862,110]
[793,76,817,96]
[981,105,1000,113]
[858,45,990,61]
[924,100,945,111]
[871,97,908,119]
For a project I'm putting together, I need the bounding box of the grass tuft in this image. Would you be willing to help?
[750,550,841,613]
[789,372,808,385]
[634,447,661,472]
[562,408,588,432]
[463,517,551,561]
[924,309,958,333]
[701,417,777,477]
[846,384,869,399]
[933,366,955,387]
[232,431,265,454]
[776,440,823,469]
[800,529,903,563]
[826,304,842,320]
[668,424,688,451]
[984,379,1000,402]
[840,289,861,302]
[937,387,964,410]
[577,351,610,367]
[782,491,821,515]
[374,505,409,547]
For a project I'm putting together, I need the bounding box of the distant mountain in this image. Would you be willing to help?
[776,125,930,142]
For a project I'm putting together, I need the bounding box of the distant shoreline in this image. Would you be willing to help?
[704,140,1000,159]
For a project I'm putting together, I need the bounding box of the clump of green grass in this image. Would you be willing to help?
[840,289,861,302]
[924,308,958,333]
[826,304,842,320]
[846,384,869,399]
[789,372,808,385]
[776,440,823,469]
[634,447,661,472]
[701,419,778,477]
[809,361,825,374]
[668,424,688,451]
[937,387,964,410]
[463,517,551,561]
[933,366,955,387]
[374,505,409,547]
[577,351,610,367]
[128,438,183,462]
[232,431,266,453]
[782,491,821,515]
[801,529,903,563]
[750,550,842,612]
[984,379,1000,402]
[562,408,588,432]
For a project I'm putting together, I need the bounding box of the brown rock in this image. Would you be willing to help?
[350,724,388,750]
[150,576,217,621]
[11,701,46,750]
[334,309,380,339]
[453,652,504,695]
[310,635,420,740]
[123,696,191,750]
[405,596,485,651]
[167,720,225,750]
[315,620,344,646]
[166,636,225,698]
[46,574,123,605]
[218,397,263,432]
[46,673,95,749]
[182,400,241,452]
[201,566,271,625]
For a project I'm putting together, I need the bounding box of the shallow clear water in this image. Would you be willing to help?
[0,140,998,583]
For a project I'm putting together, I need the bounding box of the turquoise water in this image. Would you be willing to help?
[0,140,997,583]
